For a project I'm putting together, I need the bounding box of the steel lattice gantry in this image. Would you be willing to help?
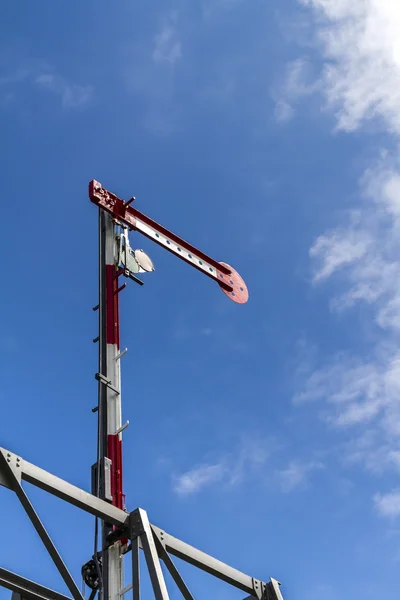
[0,181,286,600]
[0,447,284,600]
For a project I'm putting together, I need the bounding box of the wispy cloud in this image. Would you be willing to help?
[35,73,93,108]
[272,58,318,123]
[296,349,400,433]
[173,463,225,495]
[152,17,182,66]
[274,100,295,124]
[124,12,182,136]
[292,0,400,515]
[201,0,244,20]
[345,430,400,475]
[0,64,93,109]
[310,222,371,284]
[374,490,400,518]
[309,154,400,327]
[172,436,269,495]
[277,460,324,492]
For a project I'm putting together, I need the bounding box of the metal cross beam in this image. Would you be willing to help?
[0,569,72,600]
[0,448,128,526]
[89,180,249,304]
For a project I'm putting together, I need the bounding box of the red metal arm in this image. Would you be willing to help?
[89,180,248,304]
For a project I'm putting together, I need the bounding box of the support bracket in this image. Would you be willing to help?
[0,448,22,489]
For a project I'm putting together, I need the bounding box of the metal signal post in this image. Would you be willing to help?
[0,180,287,600]
[95,209,125,600]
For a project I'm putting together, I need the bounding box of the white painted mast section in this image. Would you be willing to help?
[104,212,124,600]
[105,214,122,437]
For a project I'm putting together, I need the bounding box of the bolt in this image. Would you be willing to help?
[7,453,11,458]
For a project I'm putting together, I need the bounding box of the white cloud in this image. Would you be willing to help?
[172,436,269,495]
[274,100,294,124]
[345,431,400,474]
[289,0,400,523]
[173,463,225,495]
[296,350,400,435]
[374,490,400,518]
[0,64,92,109]
[278,460,324,492]
[35,73,93,108]
[201,0,244,20]
[153,17,182,66]
[124,14,182,136]
[299,0,400,133]
[310,226,371,282]
[272,58,317,123]
[309,152,400,329]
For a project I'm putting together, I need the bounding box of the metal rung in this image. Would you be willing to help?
[122,269,144,286]
[95,373,120,395]
[119,583,133,596]
[115,348,128,361]
[115,421,129,435]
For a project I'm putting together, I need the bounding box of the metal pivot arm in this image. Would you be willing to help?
[89,180,248,304]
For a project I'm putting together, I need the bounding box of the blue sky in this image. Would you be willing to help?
[1,0,400,598]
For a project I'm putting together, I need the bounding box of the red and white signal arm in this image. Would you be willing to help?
[89,180,249,304]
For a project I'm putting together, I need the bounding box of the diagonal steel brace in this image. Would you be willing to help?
[152,528,195,600]
[130,508,170,600]
[0,450,84,600]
